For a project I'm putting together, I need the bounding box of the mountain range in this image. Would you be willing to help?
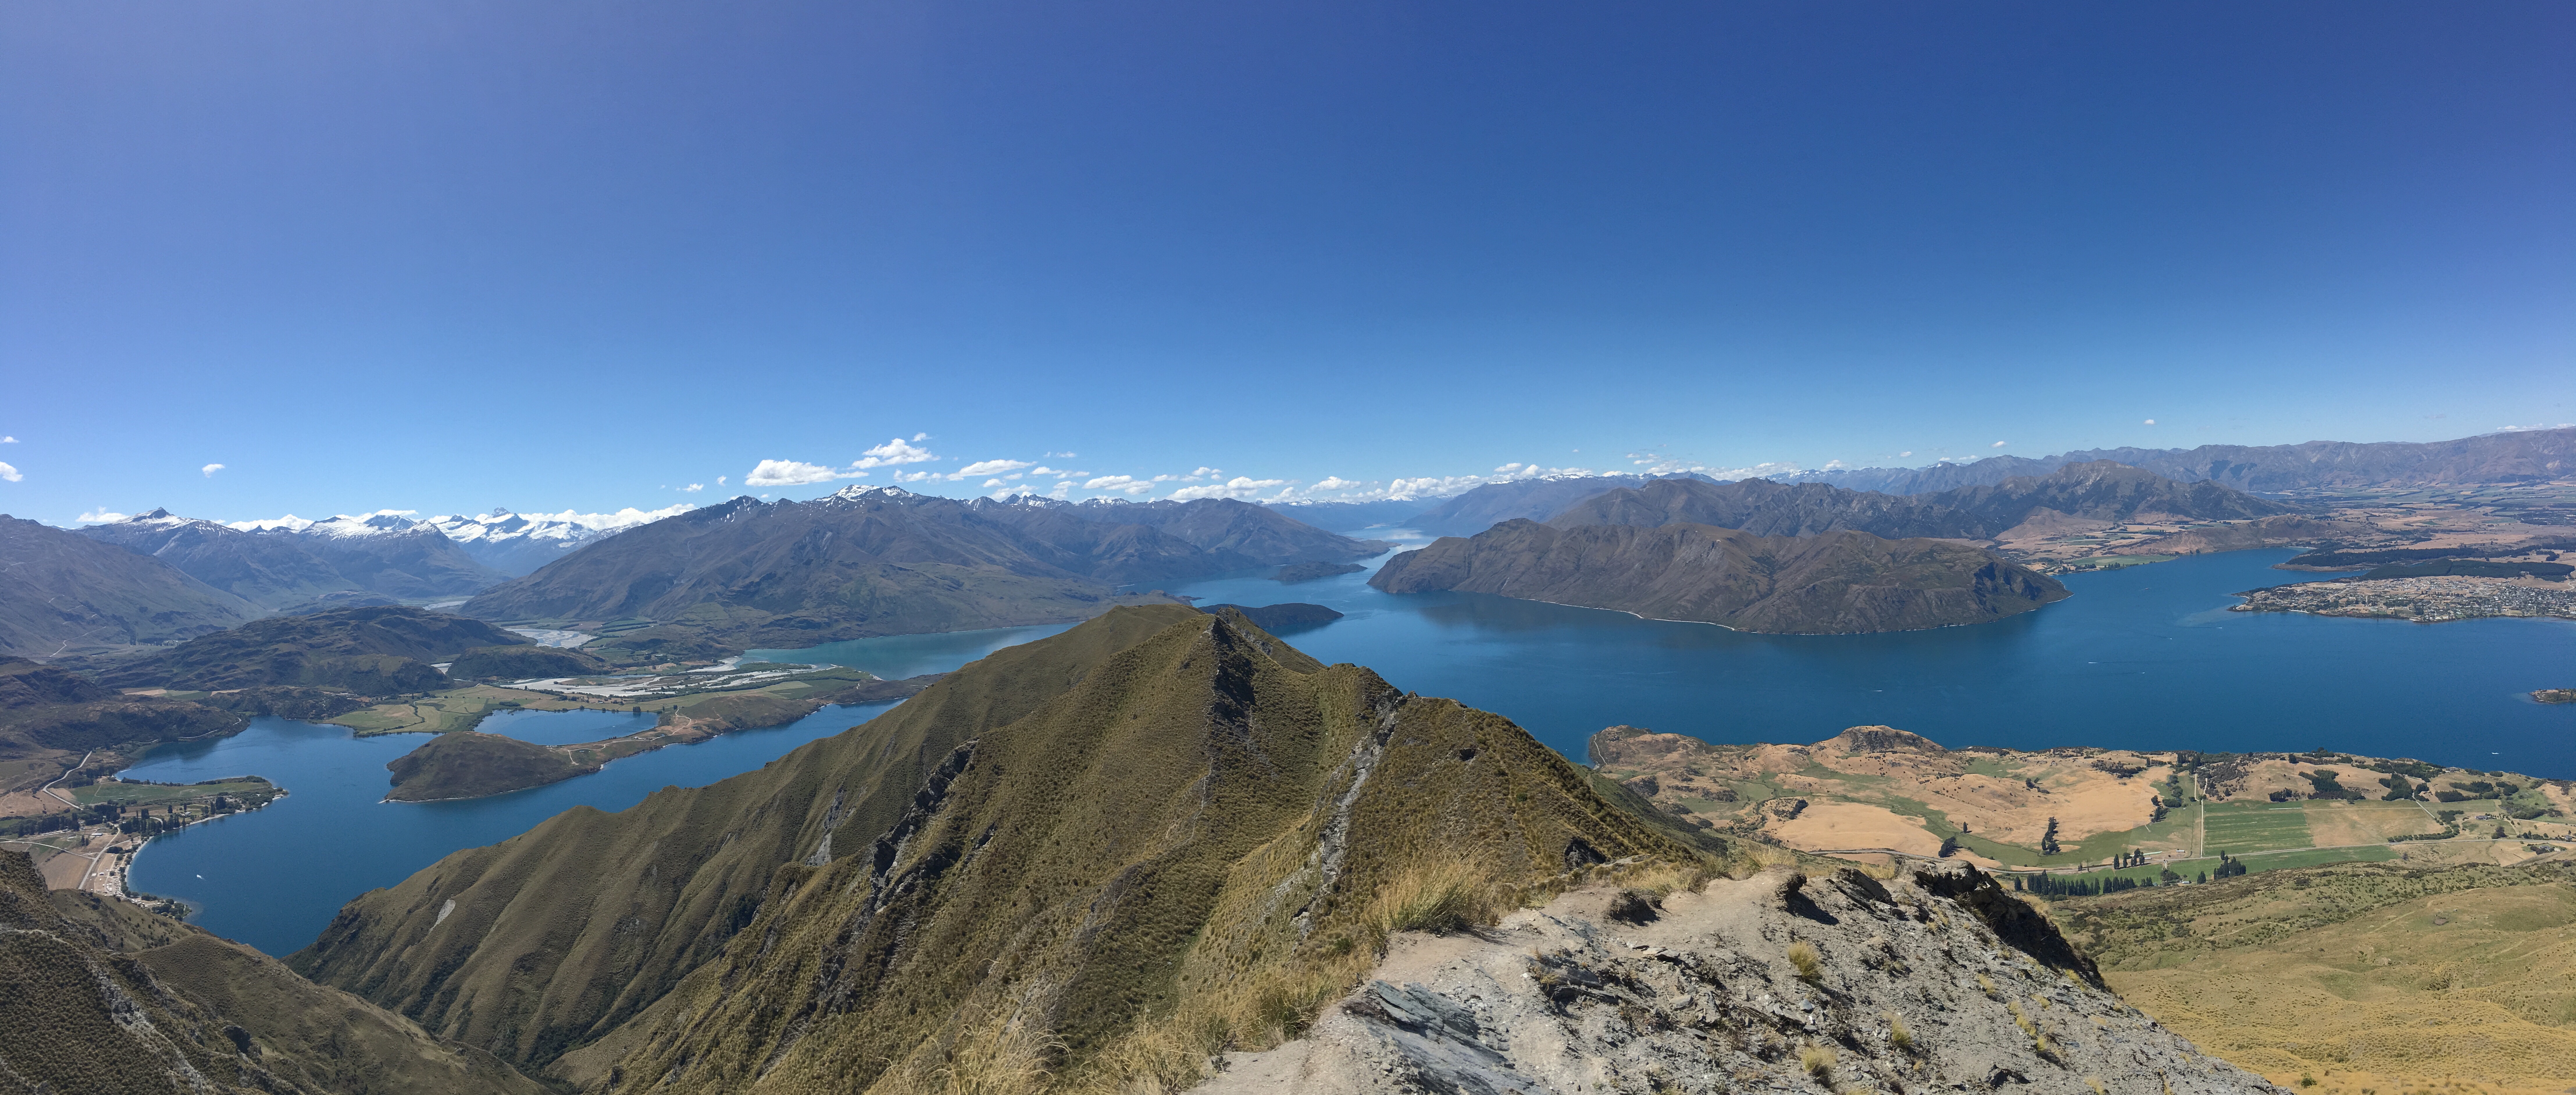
[1371,520,2069,632]
[0,516,261,657]
[1775,425,2576,494]
[1403,428,2572,539]
[457,487,1387,646]
[77,509,509,609]
[423,508,682,576]
[1558,460,2292,541]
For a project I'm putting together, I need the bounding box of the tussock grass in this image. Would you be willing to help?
[1799,1041,1837,1078]
[1885,1012,1914,1051]
[1787,941,1823,982]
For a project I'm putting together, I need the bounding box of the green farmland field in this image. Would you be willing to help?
[2199,802,2315,855]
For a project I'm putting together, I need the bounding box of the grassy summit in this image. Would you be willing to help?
[291,604,1751,1091]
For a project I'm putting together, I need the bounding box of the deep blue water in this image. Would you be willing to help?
[1161,546,2576,776]
[122,702,898,956]
[120,547,2574,956]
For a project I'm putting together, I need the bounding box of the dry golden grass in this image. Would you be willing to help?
[1787,941,1822,982]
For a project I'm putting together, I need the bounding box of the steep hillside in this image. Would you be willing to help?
[291,606,1729,1090]
[459,488,1382,645]
[94,606,531,693]
[83,510,510,603]
[0,656,245,770]
[0,515,261,656]
[0,848,543,1094]
[1372,521,2067,633]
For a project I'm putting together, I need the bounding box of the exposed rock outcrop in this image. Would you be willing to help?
[1202,865,2279,1095]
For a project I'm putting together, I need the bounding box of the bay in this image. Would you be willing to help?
[122,702,898,956]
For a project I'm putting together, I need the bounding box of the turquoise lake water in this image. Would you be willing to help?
[120,547,2574,956]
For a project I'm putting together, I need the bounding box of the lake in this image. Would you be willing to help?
[121,546,2573,955]
[1159,546,2576,776]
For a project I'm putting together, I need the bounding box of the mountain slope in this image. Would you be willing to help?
[0,515,262,656]
[0,848,544,1095]
[1371,521,2068,633]
[458,489,1379,645]
[0,656,244,766]
[1931,460,2295,532]
[272,513,511,599]
[290,605,1726,1090]
[93,606,532,693]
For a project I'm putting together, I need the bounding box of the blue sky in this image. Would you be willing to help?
[3,1,2569,526]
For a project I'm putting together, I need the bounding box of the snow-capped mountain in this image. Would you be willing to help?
[424,505,690,576]
[79,508,508,609]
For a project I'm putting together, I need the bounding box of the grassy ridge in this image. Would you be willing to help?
[293,606,1751,1092]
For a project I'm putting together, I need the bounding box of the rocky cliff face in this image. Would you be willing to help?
[1203,864,2280,1095]
[1371,521,2068,634]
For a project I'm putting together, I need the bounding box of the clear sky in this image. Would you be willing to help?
[3,1,2569,526]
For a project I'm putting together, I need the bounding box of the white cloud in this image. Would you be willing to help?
[1048,480,1073,499]
[1824,459,1848,470]
[983,478,1008,487]
[2493,423,2573,433]
[1898,451,1913,458]
[957,459,1032,477]
[1192,466,1219,477]
[1990,441,2009,448]
[850,438,938,469]
[1,436,17,443]
[717,475,728,486]
[78,509,129,523]
[1082,475,1156,495]
[1169,476,1286,501]
[226,514,312,532]
[892,470,941,484]
[0,461,18,483]
[682,483,704,493]
[913,432,931,441]
[509,504,693,531]
[2142,419,2156,426]
[201,463,225,477]
[1313,476,1363,491]
[1030,465,1089,477]
[745,459,846,486]
[1046,450,1077,458]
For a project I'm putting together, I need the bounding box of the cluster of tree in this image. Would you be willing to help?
[1,814,79,837]
[2300,770,2365,800]
[2039,816,2061,856]
[2379,773,2423,801]
[2110,848,2151,868]
[2212,852,2248,879]
[2149,794,2169,823]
